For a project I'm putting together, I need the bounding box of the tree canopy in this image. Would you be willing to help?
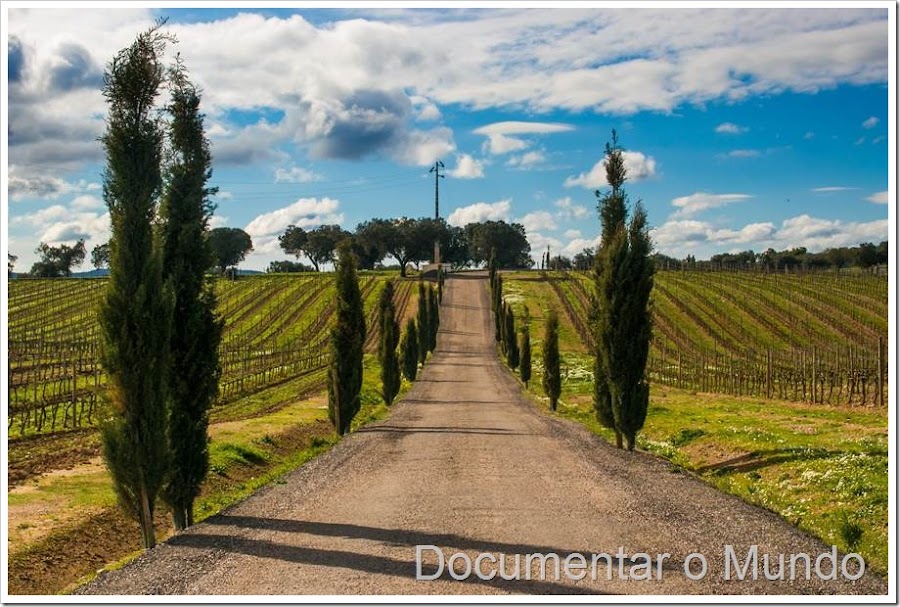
[29,239,87,277]
[207,227,253,273]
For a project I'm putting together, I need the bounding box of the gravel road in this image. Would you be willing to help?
[76,272,886,596]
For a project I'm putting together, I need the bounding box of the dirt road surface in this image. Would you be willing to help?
[76,273,886,596]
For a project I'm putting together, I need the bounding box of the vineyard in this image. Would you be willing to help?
[7,273,417,436]
[538,269,888,406]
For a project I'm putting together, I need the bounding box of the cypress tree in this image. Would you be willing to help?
[593,131,655,451]
[428,284,439,352]
[328,242,366,435]
[437,268,444,304]
[520,305,532,387]
[493,274,503,343]
[505,303,519,369]
[401,318,419,381]
[98,25,174,550]
[417,280,429,363]
[542,308,561,411]
[378,281,401,406]
[159,59,223,531]
[488,247,498,292]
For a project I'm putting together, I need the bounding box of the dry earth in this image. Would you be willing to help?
[74,273,886,596]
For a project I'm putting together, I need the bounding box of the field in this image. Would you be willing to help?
[7,272,419,437]
[5,268,891,591]
[499,269,889,573]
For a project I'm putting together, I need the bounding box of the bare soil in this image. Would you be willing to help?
[73,273,886,596]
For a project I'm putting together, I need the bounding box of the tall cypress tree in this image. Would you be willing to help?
[488,247,498,292]
[401,318,419,382]
[493,274,503,343]
[505,303,519,369]
[158,59,223,532]
[378,281,401,406]
[98,25,174,550]
[328,242,366,435]
[520,305,532,387]
[542,308,561,412]
[417,279,429,363]
[593,131,655,451]
[428,284,439,352]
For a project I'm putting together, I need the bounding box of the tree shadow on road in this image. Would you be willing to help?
[358,425,533,436]
[167,529,610,594]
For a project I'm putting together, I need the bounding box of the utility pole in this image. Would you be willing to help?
[429,160,445,265]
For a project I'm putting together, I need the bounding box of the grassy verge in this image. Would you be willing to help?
[500,272,888,574]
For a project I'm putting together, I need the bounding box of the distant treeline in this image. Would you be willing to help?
[549,241,889,273]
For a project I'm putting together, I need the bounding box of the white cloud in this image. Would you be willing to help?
[208,214,230,229]
[410,95,441,121]
[810,186,857,192]
[866,190,888,204]
[715,122,748,134]
[526,231,563,264]
[447,199,511,226]
[724,149,760,158]
[519,210,556,232]
[651,215,887,258]
[564,150,657,189]
[671,192,752,218]
[70,194,104,210]
[244,197,343,239]
[560,235,602,259]
[564,229,582,240]
[480,133,529,156]
[474,121,573,156]
[506,150,546,169]
[803,131,815,139]
[854,137,866,145]
[389,126,456,166]
[448,153,485,179]
[862,116,879,129]
[274,166,322,183]
[555,196,590,219]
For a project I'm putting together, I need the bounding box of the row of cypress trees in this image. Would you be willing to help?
[99,25,222,548]
[490,261,539,393]
[489,133,651,451]
[327,240,443,436]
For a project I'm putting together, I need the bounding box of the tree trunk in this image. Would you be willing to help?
[139,484,156,549]
[172,503,187,532]
[615,431,623,450]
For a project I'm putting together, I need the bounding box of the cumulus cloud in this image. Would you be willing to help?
[564,229,582,240]
[448,153,485,179]
[866,190,888,204]
[564,150,657,189]
[519,210,556,232]
[671,192,752,218]
[274,166,323,183]
[8,166,100,201]
[447,199,511,226]
[862,116,879,129]
[506,150,546,169]
[474,121,573,156]
[715,122,748,134]
[244,197,344,242]
[651,215,887,258]
[555,196,590,219]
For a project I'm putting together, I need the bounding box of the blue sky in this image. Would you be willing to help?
[5,4,893,271]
